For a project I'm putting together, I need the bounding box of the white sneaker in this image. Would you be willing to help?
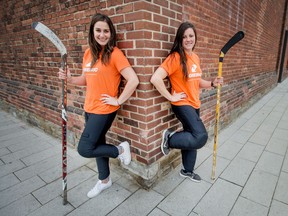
[87,178,112,198]
[118,141,131,165]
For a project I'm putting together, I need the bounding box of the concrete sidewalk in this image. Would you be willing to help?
[1,78,288,216]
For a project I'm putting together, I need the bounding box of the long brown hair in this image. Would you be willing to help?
[169,22,197,79]
[88,13,116,67]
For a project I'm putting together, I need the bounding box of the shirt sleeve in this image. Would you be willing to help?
[82,48,92,69]
[160,53,180,76]
[111,47,131,72]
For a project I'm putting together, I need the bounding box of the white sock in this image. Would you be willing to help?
[117,146,123,155]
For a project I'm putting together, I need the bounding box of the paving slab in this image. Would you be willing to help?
[0,141,53,164]
[0,147,10,157]
[0,132,38,149]
[274,171,288,204]
[0,176,45,208]
[0,173,20,191]
[236,142,265,162]
[6,136,52,152]
[27,197,74,216]
[195,155,230,183]
[152,167,184,197]
[157,179,211,216]
[0,194,41,216]
[268,200,288,216]
[228,129,254,145]
[37,153,91,184]
[20,144,61,166]
[193,178,242,216]
[107,189,163,216]
[217,140,243,160]
[240,121,260,133]
[0,159,26,178]
[249,129,274,146]
[32,166,95,205]
[68,183,131,216]
[147,208,170,216]
[241,169,278,207]
[230,196,268,216]
[220,157,255,186]
[265,136,288,156]
[0,127,37,143]
[282,154,288,172]
[14,155,60,181]
[255,151,283,176]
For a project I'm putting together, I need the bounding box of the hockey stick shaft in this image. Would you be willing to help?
[211,31,245,180]
[61,54,68,205]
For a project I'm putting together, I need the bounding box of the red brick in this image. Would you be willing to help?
[134,1,160,14]
[126,30,152,40]
[125,11,152,22]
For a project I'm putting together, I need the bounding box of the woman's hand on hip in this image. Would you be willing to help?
[170,91,187,102]
[101,94,120,106]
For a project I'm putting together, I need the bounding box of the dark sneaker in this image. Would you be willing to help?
[161,129,173,156]
[179,169,201,183]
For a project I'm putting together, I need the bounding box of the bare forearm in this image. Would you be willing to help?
[200,77,223,89]
[199,79,212,89]
[151,76,173,101]
[68,75,86,86]
[59,67,86,86]
[117,78,139,105]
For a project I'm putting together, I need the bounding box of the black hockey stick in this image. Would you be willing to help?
[32,22,68,204]
[211,31,245,180]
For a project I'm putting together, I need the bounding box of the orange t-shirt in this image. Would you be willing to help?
[161,52,202,109]
[83,47,131,114]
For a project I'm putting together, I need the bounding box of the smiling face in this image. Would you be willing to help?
[182,27,196,54]
[93,21,111,47]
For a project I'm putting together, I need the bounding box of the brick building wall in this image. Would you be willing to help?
[1,0,287,187]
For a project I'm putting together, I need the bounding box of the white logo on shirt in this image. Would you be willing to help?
[192,64,197,72]
[83,67,98,73]
[188,64,201,78]
[83,62,98,73]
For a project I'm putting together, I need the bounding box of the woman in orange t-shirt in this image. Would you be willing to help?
[151,22,223,182]
[59,13,139,198]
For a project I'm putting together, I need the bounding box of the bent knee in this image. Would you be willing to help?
[78,144,93,158]
[196,132,208,148]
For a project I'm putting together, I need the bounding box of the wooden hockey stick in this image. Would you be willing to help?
[211,31,245,180]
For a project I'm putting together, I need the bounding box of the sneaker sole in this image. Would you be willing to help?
[179,172,201,183]
[120,141,131,165]
[160,129,169,156]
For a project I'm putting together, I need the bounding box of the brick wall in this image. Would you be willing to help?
[0,0,287,187]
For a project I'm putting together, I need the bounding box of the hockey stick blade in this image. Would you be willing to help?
[32,22,67,57]
[221,31,245,55]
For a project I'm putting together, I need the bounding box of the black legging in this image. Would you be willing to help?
[169,105,208,172]
[78,112,118,180]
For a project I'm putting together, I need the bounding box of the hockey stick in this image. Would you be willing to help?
[32,22,68,204]
[211,31,245,180]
